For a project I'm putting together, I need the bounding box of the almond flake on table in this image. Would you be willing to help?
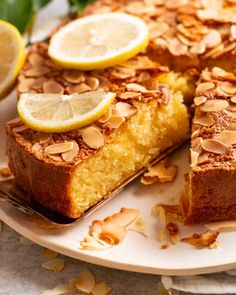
[91,281,111,295]
[129,217,148,237]
[75,269,96,293]
[42,248,59,260]
[42,258,65,272]
[40,283,76,295]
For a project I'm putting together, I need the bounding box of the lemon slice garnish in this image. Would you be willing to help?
[48,13,149,70]
[0,20,26,99]
[17,91,116,132]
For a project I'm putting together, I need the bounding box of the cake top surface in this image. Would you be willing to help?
[8,43,170,166]
[191,66,236,171]
[84,0,236,60]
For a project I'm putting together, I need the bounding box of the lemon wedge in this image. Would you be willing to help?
[17,91,116,133]
[48,13,149,70]
[0,20,26,99]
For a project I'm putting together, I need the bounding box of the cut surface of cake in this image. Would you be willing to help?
[183,67,236,224]
[6,44,189,218]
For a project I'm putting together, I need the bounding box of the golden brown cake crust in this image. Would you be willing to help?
[186,67,236,223]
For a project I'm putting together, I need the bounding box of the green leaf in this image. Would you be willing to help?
[0,0,33,33]
[33,0,52,12]
[68,0,94,14]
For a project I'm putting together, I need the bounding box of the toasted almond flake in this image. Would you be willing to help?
[98,108,111,123]
[104,115,125,129]
[12,125,29,133]
[203,29,221,48]
[137,72,151,83]
[212,67,227,78]
[126,83,147,93]
[42,258,65,272]
[192,137,203,154]
[201,138,229,154]
[62,140,79,162]
[206,220,236,232]
[119,91,140,99]
[0,167,12,178]
[115,102,137,117]
[91,281,111,295]
[94,75,111,89]
[198,152,210,164]
[42,248,59,260]
[215,130,236,145]
[75,269,96,293]
[231,25,236,40]
[100,221,127,245]
[80,235,109,251]
[129,217,147,237]
[32,142,42,152]
[44,142,73,155]
[194,96,207,106]
[82,127,104,149]
[68,82,91,94]
[231,95,236,103]
[86,77,100,90]
[29,53,44,66]
[18,78,36,92]
[200,99,229,112]
[191,150,199,167]
[90,220,103,238]
[181,231,219,249]
[168,38,188,56]
[43,80,64,94]
[63,70,85,83]
[104,208,140,227]
[228,122,236,130]
[7,117,22,125]
[220,81,236,95]
[149,22,169,39]
[41,283,76,295]
[19,236,34,245]
[190,42,206,54]
[25,67,50,77]
[193,113,215,126]
[48,155,62,162]
[38,133,52,144]
[196,82,215,93]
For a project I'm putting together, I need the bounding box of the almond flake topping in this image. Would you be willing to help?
[98,108,111,123]
[168,38,188,56]
[203,29,222,48]
[193,113,215,126]
[220,81,236,95]
[104,115,125,129]
[190,42,206,54]
[231,25,236,40]
[194,96,207,106]
[215,130,236,145]
[25,66,50,77]
[86,77,100,90]
[212,67,227,78]
[42,80,64,94]
[126,83,147,92]
[32,142,42,152]
[191,150,199,167]
[28,53,44,66]
[44,142,73,154]
[63,70,85,83]
[62,140,79,162]
[231,95,236,104]
[12,125,29,133]
[38,133,52,144]
[201,138,229,154]
[115,102,137,117]
[196,82,215,93]
[149,22,170,39]
[82,127,104,149]
[200,99,229,112]
[18,78,35,93]
[68,82,91,94]
[119,91,140,99]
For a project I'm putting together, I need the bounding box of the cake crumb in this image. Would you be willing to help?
[181,231,219,249]
[160,243,170,249]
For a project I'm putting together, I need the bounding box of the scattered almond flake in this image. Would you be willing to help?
[115,102,137,117]
[74,269,95,293]
[126,83,147,92]
[220,81,236,95]
[166,222,179,244]
[129,217,148,237]
[91,281,111,295]
[42,258,65,272]
[43,80,64,94]
[19,236,34,245]
[160,243,170,250]
[196,82,215,93]
[62,140,79,162]
[200,99,229,112]
[190,42,206,54]
[119,91,140,99]
[63,70,85,83]
[98,108,111,123]
[100,221,127,245]
[12,125,29,133]
[40,283,76,295]
[103,208,140,227]
[203,29,221,48]
[44,142,73,155]
[82,127,104,149]
[80,235,111,251]
[86,77,100,90]
[181,231,219,249]
[141,158,177,185]
[0,167,12,178]
[209,241,220,249]
[32,142,42,153]
[104,115,125,129]
[168,38,188,56]
[193,113,215,126]
[153,204,183,224]
[42,248,59,260]
[205,220,236,232]
[28,215,60,229]
[201,138,229,154]
[194,96,207,106]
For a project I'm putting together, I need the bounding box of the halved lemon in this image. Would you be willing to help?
[48,13,149,70]
[17,91,116,132]
[0,20,26,99]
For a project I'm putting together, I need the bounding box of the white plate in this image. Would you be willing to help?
[1,92,236,276]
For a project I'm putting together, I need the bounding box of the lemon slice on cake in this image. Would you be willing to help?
[18,91,116,132]
[48,13,149,70]
[0,20,25,99]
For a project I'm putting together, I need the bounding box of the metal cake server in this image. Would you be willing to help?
[0,141,186,226]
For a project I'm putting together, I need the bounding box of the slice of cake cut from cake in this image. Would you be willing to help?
[182,67,236,224]
[6,44,189,218]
